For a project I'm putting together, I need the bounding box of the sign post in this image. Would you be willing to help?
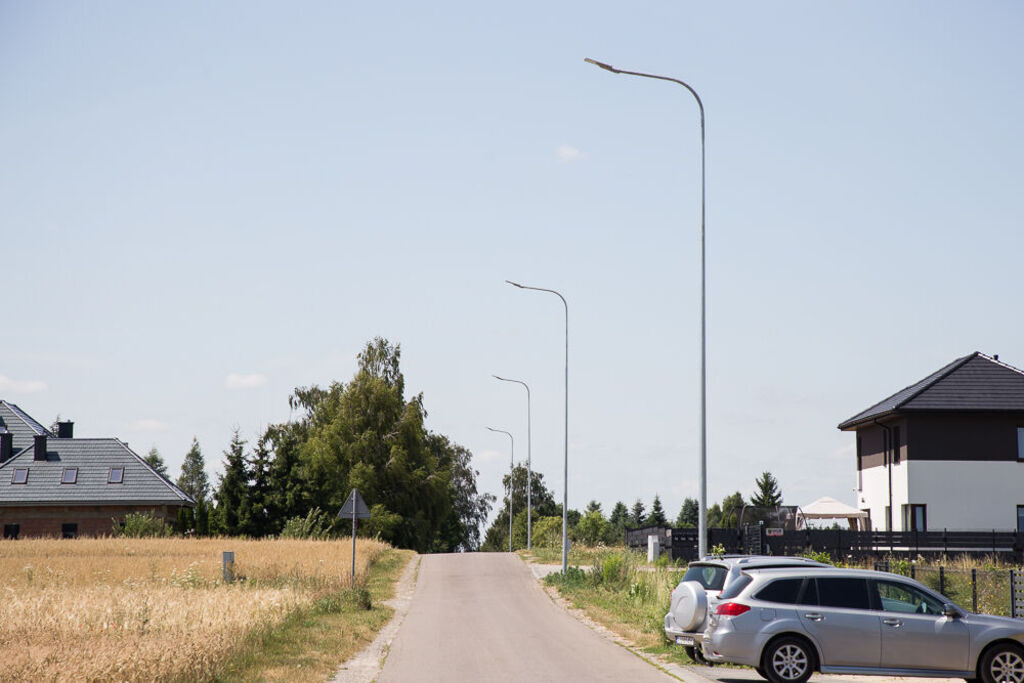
[338,489,371,583]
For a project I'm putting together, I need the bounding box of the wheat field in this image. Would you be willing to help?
[0,536,390,681]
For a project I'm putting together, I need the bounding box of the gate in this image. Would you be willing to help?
[1012,569,1024,619]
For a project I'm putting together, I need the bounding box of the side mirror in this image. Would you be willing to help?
[943,603,964,619]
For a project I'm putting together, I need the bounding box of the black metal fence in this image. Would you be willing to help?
[625,526,1024,564]
[873,562,1024,619]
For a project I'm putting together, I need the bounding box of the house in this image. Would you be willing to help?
[838,352,1024,534]
[0,401,194,538]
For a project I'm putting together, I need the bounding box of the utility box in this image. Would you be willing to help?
[648,535,660,562]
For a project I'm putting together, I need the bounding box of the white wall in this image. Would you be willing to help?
[857,460,1024,531]
[857,462,909,530]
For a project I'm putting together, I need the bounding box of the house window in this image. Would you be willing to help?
[892,426,901,464]
[1018,506,1024,534]
[11,468,28,485]
[61,467,78,484]
[1018,428,1024,461]
[3,524,19,540]
[108,467,124,484]
[61,523,77,539]
[902,504,927,532]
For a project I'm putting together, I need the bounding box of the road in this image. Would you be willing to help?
[376,552,675,682]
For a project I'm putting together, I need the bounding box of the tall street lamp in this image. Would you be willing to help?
[506,280,569,573]
[493,375,533,549]
[487,426,515,552]
[584,57,709,559]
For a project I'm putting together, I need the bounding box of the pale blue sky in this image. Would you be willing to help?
[2,2,1022,524]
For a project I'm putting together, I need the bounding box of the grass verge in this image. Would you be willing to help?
[214,548,415,682]
[541,550,696,667]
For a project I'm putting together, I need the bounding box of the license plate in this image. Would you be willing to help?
[675,636,695,646]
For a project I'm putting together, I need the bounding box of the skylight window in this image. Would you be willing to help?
[61,467,78,484]
[108,467,124,484]
[11,468,28,485]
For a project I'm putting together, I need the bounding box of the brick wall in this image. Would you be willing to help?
[0,505,183,539]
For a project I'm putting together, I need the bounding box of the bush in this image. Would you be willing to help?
[280,508,336,540]
[115,511,172,537]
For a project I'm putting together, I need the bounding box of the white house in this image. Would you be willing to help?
[838,352,1024,533]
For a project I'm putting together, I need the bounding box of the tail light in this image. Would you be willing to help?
[716,602,751,617]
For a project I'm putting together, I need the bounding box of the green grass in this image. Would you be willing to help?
[212,548,415,682]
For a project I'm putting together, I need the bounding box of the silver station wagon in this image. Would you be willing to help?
[702,566,1024,683]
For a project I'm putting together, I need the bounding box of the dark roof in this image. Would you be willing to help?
[838,352,1024,430]
[0,401,52,451]
[0,436,194,507]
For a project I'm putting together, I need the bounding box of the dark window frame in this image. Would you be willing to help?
[61,467,78,484]
[1018,427,1024,462]
[108,467,125,484]
[11,468,28,485]
[903,504,927,532]
[3,523,19,540]
[1017,505,1024,534]
[61,523,78,539]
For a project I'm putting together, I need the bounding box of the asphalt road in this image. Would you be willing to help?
[376,552,675,682]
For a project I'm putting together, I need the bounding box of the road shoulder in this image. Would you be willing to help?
[330,553,421,683]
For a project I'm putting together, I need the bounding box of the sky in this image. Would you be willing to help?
[2,2,1023,528]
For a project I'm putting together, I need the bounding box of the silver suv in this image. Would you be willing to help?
[702,566,1024,683]
[664,555,829,663]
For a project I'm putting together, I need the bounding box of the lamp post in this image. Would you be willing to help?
[584,57,709,559]
[506,280,569,573]
[493,375,533,549]
[487,426,515,552]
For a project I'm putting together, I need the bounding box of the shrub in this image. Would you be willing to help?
[280,508,336,540]
[115,511,173,538]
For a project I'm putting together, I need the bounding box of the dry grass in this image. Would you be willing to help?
[0,536,390,681]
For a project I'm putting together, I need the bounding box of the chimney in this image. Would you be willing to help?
[0,433,11,463]
[56,421,74,439]
[33,434,47,461]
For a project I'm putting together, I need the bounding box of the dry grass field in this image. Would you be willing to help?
[0,536,391,681]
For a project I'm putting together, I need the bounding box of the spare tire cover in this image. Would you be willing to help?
[672,581,708,632]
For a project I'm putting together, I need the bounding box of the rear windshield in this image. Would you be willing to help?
[719,574,753,600]
[682,565,728,591]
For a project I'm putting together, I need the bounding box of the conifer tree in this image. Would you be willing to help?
[144,447,169,478]
[676,497,699,527]
[750,471,783,508]
[629,499,646,527]
[646,494,667,526]
[214,428,250,536]
[177,438,209,502]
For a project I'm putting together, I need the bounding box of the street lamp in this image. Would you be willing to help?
[487,426,515,552]
[493,375,533,549]
[584,57,709,559]
[506,280,569,573]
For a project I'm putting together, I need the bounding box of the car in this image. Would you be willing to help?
[664,555,830,663]
[701,566,1024,683]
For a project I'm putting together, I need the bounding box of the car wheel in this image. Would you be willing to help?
[979,643,1024,683]
[684,645,713,666]
[762,636,815,683]
[756,667,769,680]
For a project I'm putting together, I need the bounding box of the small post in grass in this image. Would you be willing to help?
[338,488,372,583]
[222,551,235,583]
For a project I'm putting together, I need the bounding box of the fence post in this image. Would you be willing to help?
[939,566,945,596]
[911,564,916,580]
[972,568,977,613]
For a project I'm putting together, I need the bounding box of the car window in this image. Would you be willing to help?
[682,565,727,591]
[797,578,818,605]
[755,578,803,604]
[718,574,753,600]
[874,580,945,615]
[816,578,871,610]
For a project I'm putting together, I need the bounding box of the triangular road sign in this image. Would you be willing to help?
[338,488,371,519]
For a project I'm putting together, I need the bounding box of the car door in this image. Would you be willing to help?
[797,577,881,668]
[872,579,970,672]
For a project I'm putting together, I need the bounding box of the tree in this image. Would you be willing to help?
[585,500,602,515]
[629,499,646,527]
[607,501,629,544]
[427,433,494,552]
[482,464,557,551]
[177,438,209,502]
[144,447,169,478]
[645,494,667,526]
[717,491,746,528]
[244,435,274,537]
[214,428,250,536]
[750,471,783,508]
[676,497,699,527]
[574,507,609,546]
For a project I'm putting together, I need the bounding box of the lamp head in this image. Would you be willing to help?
[584,57,619,73]
[493,374,505,381]
[505,280,525,288]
